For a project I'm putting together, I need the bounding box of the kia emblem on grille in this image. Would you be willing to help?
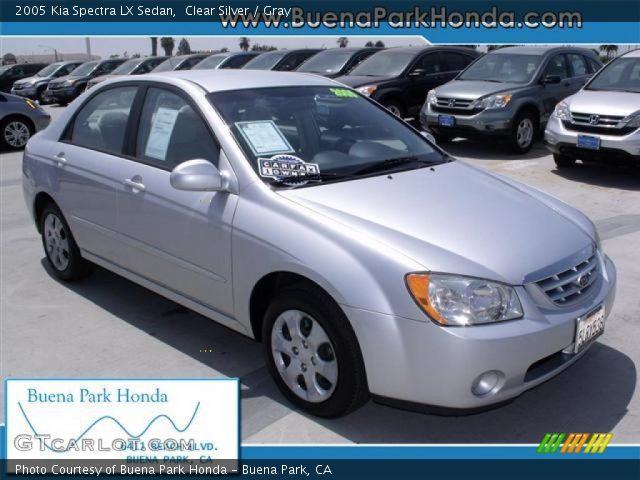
[577,275,590,288]
[589,114,600,125]
[448,99,456,107]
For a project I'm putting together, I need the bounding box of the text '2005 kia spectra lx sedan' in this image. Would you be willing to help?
[22,71,616,418]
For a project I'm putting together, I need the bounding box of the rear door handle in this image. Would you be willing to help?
[123,178,146,193]
[54,152,66,167]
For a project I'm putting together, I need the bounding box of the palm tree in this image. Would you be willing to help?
[374,40,385,48]
[599,45,618,60]
[337,37,349,48]
[150,37,158,56]
[365,41,374,47]
[160,37,175,56]
[177,38,191,56]
[239,37,250,51]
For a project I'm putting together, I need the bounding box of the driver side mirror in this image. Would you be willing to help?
[421,130,436,144]
[170,159,227,192]
[409,68,427,77]
[542,74,562,85]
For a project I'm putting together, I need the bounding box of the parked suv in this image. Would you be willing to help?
[421,46,602,153]
[45,59,126,105]
[296,47,380,78]
[193,52,261,70]
[545,49,640,168]
[151,54,210,72]
[242,49,322,71]
[11,61,82,103]
[86,56,167,89]
[337,47,480,118]
[0,63,49,93]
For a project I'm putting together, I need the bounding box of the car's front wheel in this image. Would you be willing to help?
[0,116,34,150]
[263,284,369,418]
[40,203,92,281]
[509,110,537,154]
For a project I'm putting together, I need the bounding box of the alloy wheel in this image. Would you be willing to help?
[516,117,534,149]
[4,120,31,148]
[44,213,70,271]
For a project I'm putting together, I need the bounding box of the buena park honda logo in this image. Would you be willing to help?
[537,432,613,454]
[6,379,239,475]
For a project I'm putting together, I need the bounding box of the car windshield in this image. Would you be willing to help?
[209,86,444,188]
[458,53,542,83]
[35,64,61,77]
[111,59,140,75]
[243,51,286,70]
[152,57,180,72]
[297,51,353,74]
[348,51,416,77]
[193,54,228,70]
[0,66,12,76]
[71,61,98,76]
[586,57,640,93]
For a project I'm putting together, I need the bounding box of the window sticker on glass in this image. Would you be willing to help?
[145,107,180,160]
[258,154,320,185]
[235,120,294,156]
[329,88,358,98]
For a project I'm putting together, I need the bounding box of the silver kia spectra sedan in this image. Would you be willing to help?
[22,70,616,417]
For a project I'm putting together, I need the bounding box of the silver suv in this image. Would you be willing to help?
[421,46,602,154]
[545,49,640,168]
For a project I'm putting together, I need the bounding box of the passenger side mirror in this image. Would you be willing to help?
[170,159,227,192]
[409,68,427,77]
[421,130,437,144]
[542,74,561,85]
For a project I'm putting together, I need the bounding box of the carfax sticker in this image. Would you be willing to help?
[235,120,294,156]
[258,154,320,183]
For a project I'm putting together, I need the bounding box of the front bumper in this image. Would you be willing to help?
[45,86,77,103]
[420,103,513,137]
[10,86,38,99]
[344,254,616,410]
[545,116,640,162]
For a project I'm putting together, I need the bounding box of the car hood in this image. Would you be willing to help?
[434,80,526,100]
[336,75,395,88]
[567,89,640,116]
[13,76,36,86]
[278,162,593,285]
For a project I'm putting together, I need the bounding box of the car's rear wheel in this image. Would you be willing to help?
[0,116,34,150]
[262,284,369,418]
[40,203,92,281]
[554,153,577,168]
[509,110,537,154]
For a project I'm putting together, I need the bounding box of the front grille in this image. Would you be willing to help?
[562,121,636,136]
[570,111,624,126]
[435,96,475,108]
[432,105,484,115]
[535,253,599,305]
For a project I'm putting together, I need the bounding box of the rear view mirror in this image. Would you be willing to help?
[421,130,437,144]
[170,159,227,192]
[542,75,562,84]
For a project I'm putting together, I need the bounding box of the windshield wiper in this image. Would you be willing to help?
[350,156,436,176]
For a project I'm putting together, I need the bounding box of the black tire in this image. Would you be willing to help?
[262,284,369,418]
[508,110,538,154]
[380,98,406,118]
[554,152,577,168]
[37,87,48,105]
[0,116,34,150]
[40,203,92,282]
[432,128,455,143]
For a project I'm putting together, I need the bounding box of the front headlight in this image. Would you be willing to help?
[552,101,571,121]
[427,89,437,106]
[406,273,523,326]
[63,79,76,86]
[622,112,640,128]
[356,85,377,96]
[472,93,513,110]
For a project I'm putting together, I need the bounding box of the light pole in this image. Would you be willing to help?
[38,44,58,62]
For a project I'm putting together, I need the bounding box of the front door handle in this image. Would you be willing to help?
[54,152,66,167]
[123,177,146,193]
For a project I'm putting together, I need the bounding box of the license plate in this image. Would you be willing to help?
[577,134,600,150]
[574,306,605,354]
[438,115,455,127]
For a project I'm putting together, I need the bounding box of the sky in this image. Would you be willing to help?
[0,36,423,58]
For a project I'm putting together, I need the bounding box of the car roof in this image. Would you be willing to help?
[490,46,592,56]
[319,47,378,54]
[131,70,338,92]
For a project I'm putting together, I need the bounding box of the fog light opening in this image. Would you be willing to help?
[471,370,505,397]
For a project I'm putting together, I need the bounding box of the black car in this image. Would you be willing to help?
[243,49,322,71]
[151,54,210,72]
[336,47,480,118]
[45,59,126,105]
[0,63,49,93]
[86,56,168,89]
[193,52,261,70]
[10,61,83,103]
[296,47,381,78]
